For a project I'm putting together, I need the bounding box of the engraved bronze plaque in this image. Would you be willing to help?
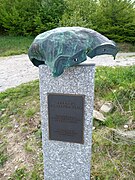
[48,93,85,144]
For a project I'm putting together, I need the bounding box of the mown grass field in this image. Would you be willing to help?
[0,66,135,179]
[0,35,135,57]
[0,36,34,56]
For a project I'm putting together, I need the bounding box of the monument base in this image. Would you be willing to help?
[39,64,95,180]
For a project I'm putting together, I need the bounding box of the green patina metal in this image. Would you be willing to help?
[28,27,118,77]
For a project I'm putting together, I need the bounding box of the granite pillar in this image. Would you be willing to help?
[39,64,95,180]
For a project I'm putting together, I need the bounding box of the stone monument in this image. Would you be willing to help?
[39,63,95,180]
[28,27,118,180]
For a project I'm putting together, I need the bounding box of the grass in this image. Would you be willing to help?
[91,129,135,179]
[0,66,135,179]
[0,35,34,56]
[0,80,43,179]
[8,168,28,180]
[0,80,39,126]
[0,36,135,58]
[118,43,135,52]
[0,141,8,167]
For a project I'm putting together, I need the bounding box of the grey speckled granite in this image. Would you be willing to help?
[39,64,95,180]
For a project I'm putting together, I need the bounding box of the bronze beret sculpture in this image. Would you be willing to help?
[28,27,118,77]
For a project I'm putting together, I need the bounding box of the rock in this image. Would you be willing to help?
[15,166,18,170]
[100,102,114,113]
[14,123,19,128]
[113,129,135,144]
[1,113,6,118]
[4,173,7,177]
[92,127,96,130]
[93,110,106,122]
[95,99,105,109]
[124,125,128,129]
[10,115,14,119]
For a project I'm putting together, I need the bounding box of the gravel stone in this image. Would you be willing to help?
[0,53,135,92]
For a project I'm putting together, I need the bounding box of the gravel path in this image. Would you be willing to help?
[0,53,135,92]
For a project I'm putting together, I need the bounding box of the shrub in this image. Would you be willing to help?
[61,0,135,43]
[34,0,66,34]
[0,0,66,36]
[0,0,40,35]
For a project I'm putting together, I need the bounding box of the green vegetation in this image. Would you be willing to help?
[0,0,135,57]
[0,35,34,56]
[60,0,97,28]
[0,1,134,178]
[94,0,135,43]
[91,129,135,179]
[118,42,135,52]
[61,0,135,43]
[9,168,28,180]
[0,36,135,58]
[0,0,65,36]
[0,141,8,167]
[0,80,40,129]
[95,66,135,128]
[24,108,37,118]
[34,0,66,34]
[0,0,134,43]
[0,66,134,179]
[0,80,43,179]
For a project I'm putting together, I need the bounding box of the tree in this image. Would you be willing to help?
[0,0,66,35]
[34,0,66,34]
[60,0,97,29]
[0,0,40,35]
[95,0,135,43]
